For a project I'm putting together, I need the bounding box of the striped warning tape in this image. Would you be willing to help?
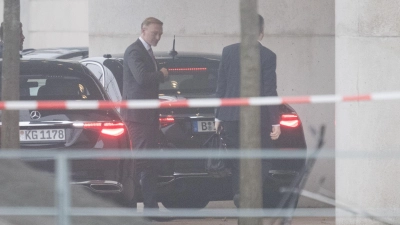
[0,92,399,110]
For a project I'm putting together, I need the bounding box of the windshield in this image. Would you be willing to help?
[159,67,218,95]
[15,75,104,100]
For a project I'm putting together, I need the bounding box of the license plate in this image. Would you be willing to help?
[19,129,66,142]
[192,121,216,132]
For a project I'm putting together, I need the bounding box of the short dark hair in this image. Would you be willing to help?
[141,17,163,29]
[258,14,264,34]
[0,22,23,40]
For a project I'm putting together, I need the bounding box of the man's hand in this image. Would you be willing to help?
[270,125,281,140]
[214,121,221,133]
[160,67,169,80]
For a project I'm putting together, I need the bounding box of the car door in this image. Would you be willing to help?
[81,59,122,104]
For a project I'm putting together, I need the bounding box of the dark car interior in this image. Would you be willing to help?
[18,76,102,101]
[37,79,81,98]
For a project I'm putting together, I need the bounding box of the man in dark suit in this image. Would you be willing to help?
[121,17,168,210]
[215,14,281,208]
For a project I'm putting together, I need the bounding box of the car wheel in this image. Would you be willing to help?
[161,193,210,209]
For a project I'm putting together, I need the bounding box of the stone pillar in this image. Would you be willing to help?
[336,1,400,224]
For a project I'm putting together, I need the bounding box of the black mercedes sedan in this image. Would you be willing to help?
[0,59,135,207]
[81,52,307,209]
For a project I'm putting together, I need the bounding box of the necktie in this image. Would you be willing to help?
[148,47,157,70]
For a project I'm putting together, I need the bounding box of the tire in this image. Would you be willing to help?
[161,193,210,209]
[114,159,138,208]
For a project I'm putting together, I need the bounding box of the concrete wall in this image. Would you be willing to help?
[0,0,89,49]
[89,0,335,207]
[336,0,400,223]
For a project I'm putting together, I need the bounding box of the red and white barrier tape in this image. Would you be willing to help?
[0,92,399,110]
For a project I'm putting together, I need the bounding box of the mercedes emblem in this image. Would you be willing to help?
[30,111,41,120]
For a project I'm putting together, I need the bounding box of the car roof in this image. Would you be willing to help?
[21,47,89,60]
[0,59,90,76]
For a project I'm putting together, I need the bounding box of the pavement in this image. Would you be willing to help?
[0,159,152,225]
[0,159,335,225]
[151,217,335,225]
[135,202,335,225]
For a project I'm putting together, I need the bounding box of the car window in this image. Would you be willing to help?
[84,63,104,84]
[103,59,123,94]
[83,60,122,103]
[18,75,103,100]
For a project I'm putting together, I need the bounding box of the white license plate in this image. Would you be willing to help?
[192,121,216,132]
[19,129,66,142]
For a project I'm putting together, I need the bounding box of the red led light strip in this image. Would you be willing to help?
[168,68,207,71]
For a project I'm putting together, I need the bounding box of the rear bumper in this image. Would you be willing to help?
[156,169,300,201]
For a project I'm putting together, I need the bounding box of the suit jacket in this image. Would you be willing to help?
[215,42,280,128]
[120,39,165,124]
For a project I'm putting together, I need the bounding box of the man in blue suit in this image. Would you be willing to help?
[215,14,281,208]
[121,17,168,211]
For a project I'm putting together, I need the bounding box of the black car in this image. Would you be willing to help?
[81,52,307,209]
[0,59,135,207]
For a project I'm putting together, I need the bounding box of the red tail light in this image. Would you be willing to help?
[159,117,175,128]
[168,68,207,72]
[102,122,125,136]
[280,114,300,128]
[84,122,126,136]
